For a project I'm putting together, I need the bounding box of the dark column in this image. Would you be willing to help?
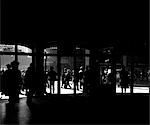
[73,45,77,95]
[15,42,18,62]
[34,45,45,96]
[32,44,36,75]
[111,49,117,95]
[57,43,61,94]
[89,48,100,96]
[130,56,134,94]
[44,52,47,72]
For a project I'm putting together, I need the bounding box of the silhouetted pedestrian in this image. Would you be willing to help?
[83,66,91,94]
[8,61,22,103]
[120,65,129,93]
[61,67,67,88]
[24,63,35,103]
[64,69,72,89]
[48,66,57,94]
[78,66,84,89]
[73,70,79,90]
[1,64,12,96]
[41,70,48,95]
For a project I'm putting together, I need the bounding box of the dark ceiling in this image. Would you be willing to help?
[1,0,149,58]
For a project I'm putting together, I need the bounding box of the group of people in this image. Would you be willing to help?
[0,61,92,103]
[2,59,143,103]
[61,66,92,93]
[1,61,23,103]
[101,65,130,93]
[47,66,92,94]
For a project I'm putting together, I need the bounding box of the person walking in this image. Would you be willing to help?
[61,67,67,88]
[64,69,72,89]
[78,66,84,89]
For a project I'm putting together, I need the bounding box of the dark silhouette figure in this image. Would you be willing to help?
[141,69,145,81]
[78,66,84,89]
[107,71,115,85]
[41,70,48,95]
[8,61,22,103]
[73,70,79,90]
[120,65,129,93]
[146,70,150,81]
[4,103,19,124]
[83,66,91,94]
[48,66,57,94]
[24,63,35,103]
[1,64,12,96]
[61,67,67,88]
[64,69,72,89]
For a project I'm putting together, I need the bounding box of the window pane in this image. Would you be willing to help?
[0,44,15,52]
[17,45,32,53]
[0,55,15,71]
[44,47,57,54]
[18,55,32,71]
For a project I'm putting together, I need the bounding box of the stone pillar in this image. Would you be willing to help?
[89,48,100,96]
[73,44,77,95]
[34,44,45,96]
[15,42,18,62]
[130,56,134,94]
[57,43,61,94]
[111,49,117,95]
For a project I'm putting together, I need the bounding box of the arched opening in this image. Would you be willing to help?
[43,43,91,95]
[0,44,32,99]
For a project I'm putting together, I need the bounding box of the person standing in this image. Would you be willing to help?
[1,64,12,96]
[8,61,22,103]
[48,66,57,94]
[120,65,129,93]
[83,66,91,94]
[24,63,35,103]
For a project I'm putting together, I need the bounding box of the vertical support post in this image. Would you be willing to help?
[32,43,36,74]
[89,48,100,95]
[15,41,18,62]
[34,44,45,96]
[73,44,77,95]
[44,52,47,72]
[130,56,134,94]
[57,43,61,94]
[111,48,116,95]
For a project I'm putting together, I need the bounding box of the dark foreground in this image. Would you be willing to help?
[0,93,149,124]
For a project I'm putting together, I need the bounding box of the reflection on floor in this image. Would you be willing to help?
[0,86,149,100]
[116,86,149,93]
[0,88,83,100]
